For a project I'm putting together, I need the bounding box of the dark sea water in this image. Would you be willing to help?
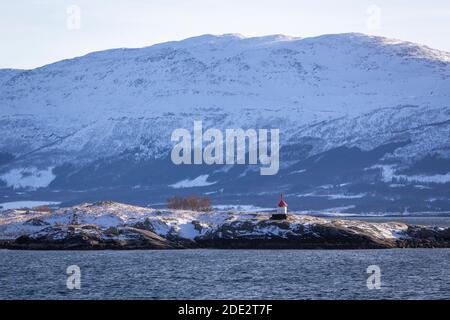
[0,249,449,300]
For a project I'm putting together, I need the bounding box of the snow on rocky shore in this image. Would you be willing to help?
[0,201,449,249]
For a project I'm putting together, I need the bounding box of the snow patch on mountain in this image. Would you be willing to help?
[0,167,55,189]
[372,165,450,184]
[169,174,217,188]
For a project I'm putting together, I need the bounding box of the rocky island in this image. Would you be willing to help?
[0,201,449,250]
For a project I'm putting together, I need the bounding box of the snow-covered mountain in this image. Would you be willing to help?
[1,33,450,213]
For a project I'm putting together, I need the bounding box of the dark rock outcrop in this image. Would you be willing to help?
[195,219,398,249]
[395,225,450,248]
[6,225,180,250]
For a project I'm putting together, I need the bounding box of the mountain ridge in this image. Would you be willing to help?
[2,32,449,74]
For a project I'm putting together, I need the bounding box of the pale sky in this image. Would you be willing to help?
[1,0,450,69]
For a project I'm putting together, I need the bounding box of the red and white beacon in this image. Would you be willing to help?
[271,194,288,220]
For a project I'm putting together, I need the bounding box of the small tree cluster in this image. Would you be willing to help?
[167,195,212,212]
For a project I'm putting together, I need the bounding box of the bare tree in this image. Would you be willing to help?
[167,195,212,212]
